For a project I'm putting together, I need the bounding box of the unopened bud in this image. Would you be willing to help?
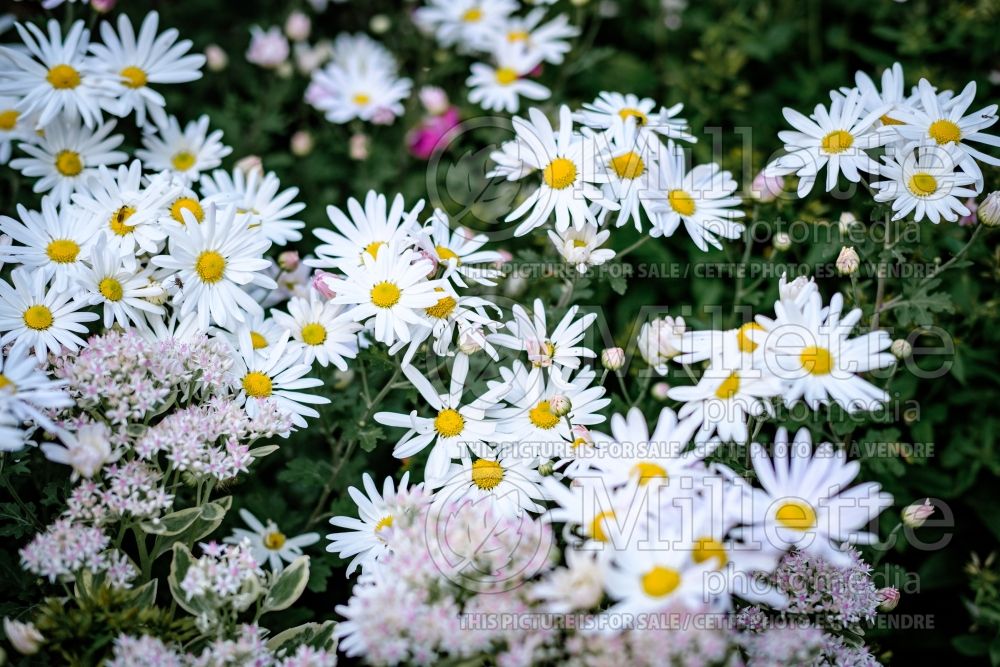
[876,587,900,612]
[278,251,300,272]
[549,395,571,417]
[538,460,555,477]
[205,44,229,72]
[836,246,860,276]
[651,381,671,401]
[772,232,791,251]
[419,86,450,115]
[370,14,392,34]
[839,212,858,234]
[311,271,338,299]
[349,133,369,161]
[284,11,311,42]
[3,618,43,655]
[902,498,934,528]
[890,339,911,360]
[601,347,625,371]
[290,130,314,157]
[235,155,264,178]
[978,191,1000,227]
[750,171,784,203]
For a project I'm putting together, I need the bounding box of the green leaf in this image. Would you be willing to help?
[249,444,280,458]
[141,506,201,536]
[168,543,204,616]
[266,620,337,654]
[608,272,628,296]
[262,555,310,614]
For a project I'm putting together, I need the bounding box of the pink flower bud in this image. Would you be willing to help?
[90,0,116,13]
[349,133,369,161]
[751,170,784,203]
[601,347,625,371]
[278,251,300,272]
[902,498,934,528]
[245,26,290,69]
[205,44,229,72]
[418,86,450,115]
[311,271,339,299]
[290,130,314,157]
[284,11,312,42]
[651,382,671,401]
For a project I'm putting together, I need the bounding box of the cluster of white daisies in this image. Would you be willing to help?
[490,98,744,256]
[766,62,999,223]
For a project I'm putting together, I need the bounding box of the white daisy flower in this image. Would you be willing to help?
[466,41,549,113]
[0,95,32,164]
[374,355,508,484]
[504,106,616,236]
[307,191,423,270]
[72,160,179,257]
[199,167,306,246]
[330,243,447,346]
[491,298,598,372]
[673,321,768,368]
[765,88,890,197]
[850,61,910,130]
[327,472,419,576]
[436,446,547,516]
[9,116,126,203]
[547,224,616,274]
[76,238,166,330]
[307,59,412,125]
[151,204,277,330]
[327,33,398,75]
[0,343,71,430]
[225,508,320,572]
[271,291,360,370]
[0,19,114,128]
[487,136,535,181]
[499,8,579,65]
[594,116,662,231]
[136,114,232,184]
[414,0,518,51]
[744,427,893,566]
[230,330,330,430]
[647,142,746,252]
[89,11,205,128]
[873,142,977,223]
[575,91,696,144]
[0,197,97,291]
[542,476,652,548]
[0,267,98,363]
[892,78,999,189]
[414,209,503,288]
[755,290,894,412]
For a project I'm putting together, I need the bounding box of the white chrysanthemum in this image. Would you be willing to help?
[224,508,319,572]
[328,33,398,75]
[414,0,518,51]
[743,427,893,566]
[466,42,549,114]
[0,197,96,291]
[151,204,276,330]
[575,91,696,144]
[436,446,547,516]
[89,11,205,128]
[499,8,579,65]
[491,298,597,373]
[873,143,977,223]
[0,19,114,128]
[547,224,615,274]
[850,61,910,131]
[307,191,422,270]
[9,116,126,203]
[199,168,306,245]
[271,290,360,370]
[765,89,890,197]
[77,239,166,330]
[218,315,286,359]
[72,160,179,257]
[0,343,71,430]
[329,243,446,346]
[307,59,411,125]
[0,267,98,363]
[414,209,502,288]
[136,114,232,184]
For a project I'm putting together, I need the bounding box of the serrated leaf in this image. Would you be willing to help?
[262,555,310,614]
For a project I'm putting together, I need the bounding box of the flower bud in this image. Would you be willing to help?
[246,26,290,70]
[3,618,43,655]
[890,339,911,360]
[290,130,314,157]
[601,347,625,371]
[419,86,450,115]
[838,212,858,234]
[284,11,311,42]
[311,271,339,299]
[772,231,791,251]
[349,133,369,161]
[549,395,571,417]
[836,246,860,276]
[235,155,264,178]
[978,191,1000,227]
[876,587,900,612]
[278,251,300,272]
[205,44,229,72]
[651,381,671,401]
[538,460,555,477]
[638,316,685,372]
[90,0,116,12]
[750,171,784,203]
[902,498,934,528]
[370,14,392,35]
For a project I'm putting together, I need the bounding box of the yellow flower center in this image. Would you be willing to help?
[880,114,904,126]
[821,130,854,154]
[572,238,588,248]
[571,436,590,450]
[692,537,728,569]
[370,281,401,308]
[425,294,457,319]
[799,346,833,375]
[242,371,273,398]
[250,331,268,349]
[928,119,961,145]
[99,277,124,301]
[736,322,763,353]
[775,499,817,531]
[109,205,137,236]
[170,197,204,224]
[47,64,81,89]
[0,374,12,391]
[610,151,645,180]
[471,459,504,490]
[45,239,80,264]
[668,189,696,216]
[462,7,483,22]
[495,67,519,85]
[715,371,741,400]
[543,157,577,190]
[55,150,83,176]
[908,172,938,197]
[641,566,681,598]
[195,250,226,283]
[352,93,371,106]
[434,408,465,437]
[263,531,286,550]
[529,400,560,429]
[618,107,648,126]
[23,304,53,331]
[589,510,614,542]
[119,66,147,88]
[363,240,384,259]
[171,150,196,171]
[630,461,668,486]
[374,515,393,533]
[301,323,327,346]
[507,30,530,42]
[436,245,460,263]
[0,109,18,131]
